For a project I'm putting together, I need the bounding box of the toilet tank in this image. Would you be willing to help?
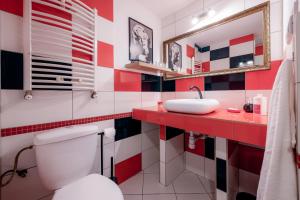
[33,125,99,190]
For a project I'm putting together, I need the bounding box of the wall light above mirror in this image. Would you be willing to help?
[163,2,270,80]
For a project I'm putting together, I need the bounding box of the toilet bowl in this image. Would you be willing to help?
[33,125,123,200]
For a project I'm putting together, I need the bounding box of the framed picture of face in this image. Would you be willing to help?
[129,18,153,63]
[168,42,182,71]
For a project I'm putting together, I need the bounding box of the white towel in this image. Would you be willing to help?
[257,59,298,200]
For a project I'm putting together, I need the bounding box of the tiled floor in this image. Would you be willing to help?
[120,162,216,200]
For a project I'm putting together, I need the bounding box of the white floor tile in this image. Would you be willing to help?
[144,162,160,174]
[143,194,177,200]
[176,194,211,200]
[173,172,206,194]
[198,176,216,193]
[143,174,175,194]
[124,195,143,200]
[119,173,143,195]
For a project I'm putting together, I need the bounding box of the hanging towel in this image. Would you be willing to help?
[257,59,298,200]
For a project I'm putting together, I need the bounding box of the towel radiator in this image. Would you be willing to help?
[23,0,97,99]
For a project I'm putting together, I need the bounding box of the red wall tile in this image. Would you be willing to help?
[176,77,204,91]
[185,133,205,156]
[114,69,141,91]
[230,34,254,46]
[186,45,195,58]
[0,0,23,16]
[245,60,282,90]
[238,144,264,175]
[202,61,210,72]
[81,0,114,21]
[255,45,263,56]
[98,41,114,68]
[115,153,142,184]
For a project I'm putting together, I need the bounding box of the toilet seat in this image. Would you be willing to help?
[52,174,123,200]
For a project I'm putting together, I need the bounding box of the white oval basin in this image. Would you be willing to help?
[164,99,220,114]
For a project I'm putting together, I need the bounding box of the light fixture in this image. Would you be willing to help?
[191,9,216,25]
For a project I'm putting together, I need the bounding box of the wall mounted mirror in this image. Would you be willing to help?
[163,2,270,80]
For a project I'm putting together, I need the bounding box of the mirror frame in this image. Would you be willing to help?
[163,2,270,80]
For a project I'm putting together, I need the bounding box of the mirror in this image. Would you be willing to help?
[163,2,270,80]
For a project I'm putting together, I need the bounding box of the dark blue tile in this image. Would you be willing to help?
[210,47,229,61]
[230,54,254,68]
[205,137,215,160]
[165,126,184,140]
[114,117,141,141]
[1,50,23,89]
[161,79,175,92]
[205,73,245,91]
[216,158,227,192]
[141,74,161,92]
[201,46,210,53]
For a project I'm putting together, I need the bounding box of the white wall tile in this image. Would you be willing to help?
[142,129,159,151]
[142,122,159,133]
[185,152,205,176]
[91,120,115,145]
[142,146,160,170]
[271,31,283,60]
[245,0,280,9]
[1,132,37,173]
[1,90,73,128]
[96,16,114,44]
[141,92,161,107]
[165,153,185,185]
[162,24,176,41]
[73,91,114,119]
[175,91,200,99]
[204,90,246,109]
[175,0,204,21]
[161,92,176,102]
[162,14,176,27]
[1,167,51,200]
[245,90,272,104]
[216,138,227,160]
[115,92,141,114]
[238,169,260,195]
[164,134,184,163]
[92,142,115,172]
[200,51,210,62]
[95,67,114,91]
[270,1,283,33]
[0,11,23,53]
[210,41,229,51]
[205,158,216,181]
[230,41,254,57]
[210,58,230,71]
[115,134,142,163]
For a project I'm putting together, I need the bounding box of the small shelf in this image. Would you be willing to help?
[125,61,188,76]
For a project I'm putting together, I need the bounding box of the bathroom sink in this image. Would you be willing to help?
[164,99,220,114]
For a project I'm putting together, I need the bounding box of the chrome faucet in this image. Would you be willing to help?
[189,86,203,99]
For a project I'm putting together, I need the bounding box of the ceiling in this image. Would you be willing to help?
[138,0,195,18]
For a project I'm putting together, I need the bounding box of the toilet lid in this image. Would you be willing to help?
[52,174,123,200]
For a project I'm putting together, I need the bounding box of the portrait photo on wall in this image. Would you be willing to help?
[168,42,182,71]
[129,17,153,63]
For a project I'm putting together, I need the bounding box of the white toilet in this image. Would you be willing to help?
[33,125,124,200]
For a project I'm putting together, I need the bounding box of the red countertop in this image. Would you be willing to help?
[133,107,268,148]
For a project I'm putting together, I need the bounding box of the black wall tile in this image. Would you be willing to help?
[200,46,210,53]
[161,79,175,92]
[205,137,215,160]
[210,47,229,61]
[1,50,23,89]
[115,117,141,141]
[216,158,227,192]
[205,73,245,91]
[230,54,254,68]
[166,126,184,140]
[141,74,161,92]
